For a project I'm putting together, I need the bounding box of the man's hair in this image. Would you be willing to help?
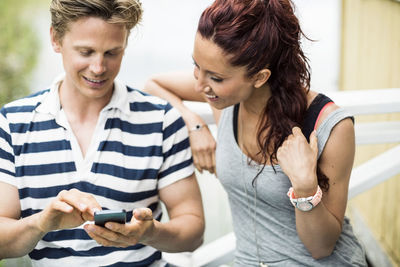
[50,0,142,41]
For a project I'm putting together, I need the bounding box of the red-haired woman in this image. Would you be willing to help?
[144,0,367,265]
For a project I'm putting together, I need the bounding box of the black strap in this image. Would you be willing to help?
[233,104,240,143]
[233,94,333,143]
[301,94,333,142]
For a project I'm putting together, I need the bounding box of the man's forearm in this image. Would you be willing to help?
[143,214,204,253]
[0,213,46,258]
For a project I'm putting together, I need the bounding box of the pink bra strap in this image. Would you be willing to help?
[314,102,334,130]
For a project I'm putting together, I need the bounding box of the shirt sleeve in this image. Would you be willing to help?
[157,104,194,189]
[0,108,16,186]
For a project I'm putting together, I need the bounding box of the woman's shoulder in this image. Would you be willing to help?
[307,90,343,130]
[305,91,354,158]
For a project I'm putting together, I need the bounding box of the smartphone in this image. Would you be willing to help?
[94,209,127,227]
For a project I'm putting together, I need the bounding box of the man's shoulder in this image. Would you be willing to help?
[1,89,50,117]
[125,86,172,113]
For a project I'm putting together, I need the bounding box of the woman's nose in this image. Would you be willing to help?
[194,71,208,93]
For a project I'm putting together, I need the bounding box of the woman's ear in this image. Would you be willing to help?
[50,27,61,53]
[253,69,271,88]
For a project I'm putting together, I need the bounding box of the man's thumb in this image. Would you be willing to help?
[133,208,153,221]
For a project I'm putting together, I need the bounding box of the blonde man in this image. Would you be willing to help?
[0,1,204,266]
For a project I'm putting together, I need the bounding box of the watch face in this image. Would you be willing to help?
[296,201,313,211]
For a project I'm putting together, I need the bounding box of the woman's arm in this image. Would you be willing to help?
[296,116,355,258]
[144,71,205,125]
[143,71,220,173]
[277,105,355,259]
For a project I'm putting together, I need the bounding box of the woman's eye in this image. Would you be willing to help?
[211,77,223,83]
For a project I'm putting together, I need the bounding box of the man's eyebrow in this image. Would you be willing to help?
[73,45,124,51]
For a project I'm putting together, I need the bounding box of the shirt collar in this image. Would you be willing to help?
[104,78,131,115]
[35,74,131,116]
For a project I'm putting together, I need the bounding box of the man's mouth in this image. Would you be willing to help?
[83,76,106,84]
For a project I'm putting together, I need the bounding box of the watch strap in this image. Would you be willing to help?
[287,185,323,209]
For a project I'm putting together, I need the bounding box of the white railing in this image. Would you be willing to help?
[163,88,400,267]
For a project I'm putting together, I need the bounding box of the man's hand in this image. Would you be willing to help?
[37,188,102,233]
[84,208,155,248]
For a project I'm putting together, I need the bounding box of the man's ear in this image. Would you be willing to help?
[50,27,61,53]
[253,69,271,88]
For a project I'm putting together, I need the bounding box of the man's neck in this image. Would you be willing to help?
[58,80,113,123]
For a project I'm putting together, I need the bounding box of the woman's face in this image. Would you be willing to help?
[192,33,257,110]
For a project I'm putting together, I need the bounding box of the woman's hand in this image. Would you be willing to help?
[277,127,319,196]
[188,125,216,174]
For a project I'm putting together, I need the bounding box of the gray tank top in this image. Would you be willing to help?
[216,104,367,266]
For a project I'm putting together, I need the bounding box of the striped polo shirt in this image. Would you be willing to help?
[0,76,194,266]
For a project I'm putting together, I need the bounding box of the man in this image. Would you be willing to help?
[0,0,204,266]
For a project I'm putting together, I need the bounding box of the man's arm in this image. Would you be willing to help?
[0,182,102,259]
[143,173,205,252]
[0,182,45,258]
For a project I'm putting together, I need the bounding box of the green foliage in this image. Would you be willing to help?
[0,0,40,107]
[0,2,46,264]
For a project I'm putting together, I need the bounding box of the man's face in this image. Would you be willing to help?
[51,17,128,101]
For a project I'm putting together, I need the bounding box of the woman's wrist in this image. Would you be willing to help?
[188,124,207,133]
[291,184,319,198]
[182,112,207,133]
[290,175,319,197]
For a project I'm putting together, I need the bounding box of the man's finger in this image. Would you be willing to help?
[133,208,153,221]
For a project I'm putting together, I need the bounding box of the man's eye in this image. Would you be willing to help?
[106,51,119,56]
[80,50,92,56]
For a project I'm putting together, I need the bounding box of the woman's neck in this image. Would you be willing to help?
[240,83,271,117]
[237,84,273,163]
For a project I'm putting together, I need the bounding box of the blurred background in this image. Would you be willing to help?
[0,0,399,266]
[28,0,342,93]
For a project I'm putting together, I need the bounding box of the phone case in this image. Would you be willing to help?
[94,209,126,227]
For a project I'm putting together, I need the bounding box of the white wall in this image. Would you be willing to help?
[293,0,342,92]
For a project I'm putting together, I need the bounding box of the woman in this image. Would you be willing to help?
[144,0,367,265]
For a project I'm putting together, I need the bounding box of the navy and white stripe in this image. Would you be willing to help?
[0,77,194,266]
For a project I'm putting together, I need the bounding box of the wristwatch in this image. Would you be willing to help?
[287,186,322,212]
